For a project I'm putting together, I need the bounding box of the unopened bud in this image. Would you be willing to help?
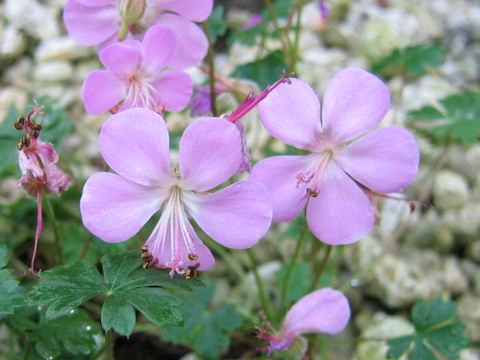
[118,0,146,40]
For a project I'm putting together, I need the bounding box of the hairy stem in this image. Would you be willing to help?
[309,245,333,292]
[30,191,43,275]
[202,21,218,116]
[264,0,293,68]
[43,196,64,265]
[246,249,273,321]
[280,224,309,313]
[79,233,94,260]
[104,330,115,360]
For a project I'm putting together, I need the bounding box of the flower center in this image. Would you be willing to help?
[124,72,164,112]
[295,148,337,197]
[142,185,200,277]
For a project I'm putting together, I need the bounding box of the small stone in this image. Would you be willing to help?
[5,0,60,39]
[443,202,480,238]
[0,25,27,59]
[472,269,480,297]
[33,61,74,83]
[356,247,467,308]
[433,170,469,211]
[353,313,414,360]
[35,37,94,62]
[343,236,383,270]
[442,257,468,295]
[467,241,480,262]
[0,87,28,123]
[2,57,33,87]
[457,294,480,343]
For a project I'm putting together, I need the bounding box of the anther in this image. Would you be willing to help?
[14,122,23,131]
[185,263,200,279]
[146,258,158,269]
[306,188,318,197]
[187,253,198,261]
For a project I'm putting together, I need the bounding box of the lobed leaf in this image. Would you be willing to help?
[232,50,287,88]
[386,298,469,360]
[408,90,480,144]
[162,280,244,360]
[27,251,199,336]
[373,44,447,77]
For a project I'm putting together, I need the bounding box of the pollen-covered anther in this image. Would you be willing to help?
[306,188,318,197]
[187,253,199,261]
[14,122,23,131]
[185,263,200,279]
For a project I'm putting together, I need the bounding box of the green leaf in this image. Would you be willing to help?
[125,287,182,327]
[386,298,469,360]
[162,280,244,360]
[0,244,23,318]
[0,244,9,267]
[412,298,456,331]
[194,320,230,359]
[373,44,447,77]
[425,322,469,358]
[409,90,480,144]
[101,294,136,336]
[409,106,445,122]
[408,339,436,360]
[28,261,105,319]
[27,309,99,359]
[207,5,227,44]
[0,106,21,175]
[232,50,287,88]
[27,251,199,336]
[387,335,414,358]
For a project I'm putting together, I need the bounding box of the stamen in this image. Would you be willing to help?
[306,188,318,197]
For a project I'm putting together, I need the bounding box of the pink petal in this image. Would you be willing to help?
[306,162,375,245]
[250,155,314,222]
[99,108,172,187]
[258,78,322,151]
[142,25,177,73]
[99,40,142,76]
[82,70,126,115]
[63,0,119,46]
[150,71,193,112]
[74,0,116,6]
[80,173,164,243]
[154,14,208,70]
[150,0,213,21]
[283,288,350,337]
[339,126,420,194]
[145,209,215,272]
[179,118,241,192]
[322,68,391,144]
[185,180,272,249]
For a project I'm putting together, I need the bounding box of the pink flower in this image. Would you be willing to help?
[318,0,329,20]
[16,103,72,198]
[80,108,272,277]
[258,288,350,355]
[82,25,193,115]
[15,101,72,274]
[250,69,419,245]
[243,13,263,29]
[63,0,212,69]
